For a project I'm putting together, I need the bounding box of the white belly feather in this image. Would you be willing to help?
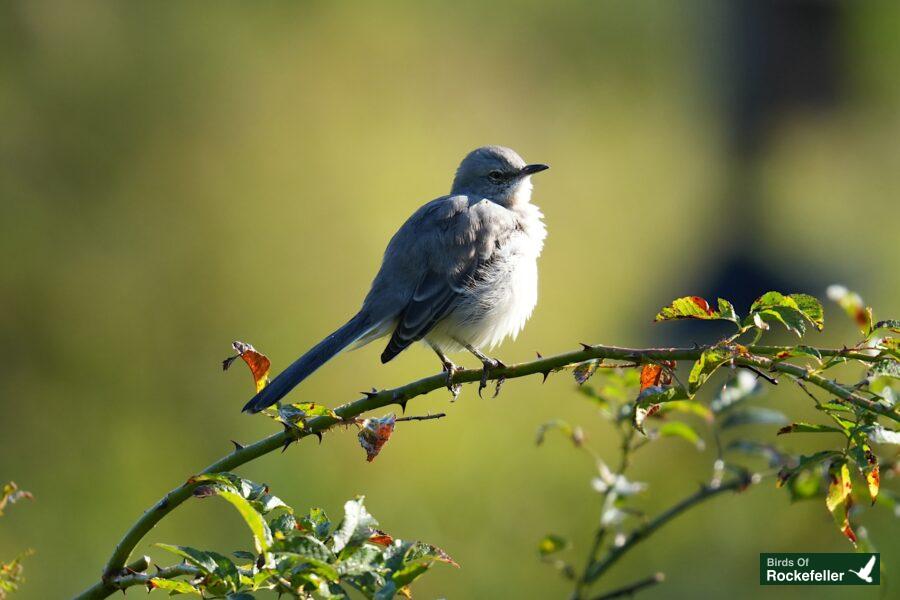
[426,202,545,352]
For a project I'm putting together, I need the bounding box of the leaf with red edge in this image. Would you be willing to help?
[849,437,880,504]
[369,530,394,546]
[654,297,738,324]
[358,414,396,462]
[223,340,270,393]
[825,461,856,546]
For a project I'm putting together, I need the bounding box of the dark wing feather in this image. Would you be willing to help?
[380,266,475,363]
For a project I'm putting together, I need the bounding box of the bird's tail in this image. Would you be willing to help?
[242,311,374,413]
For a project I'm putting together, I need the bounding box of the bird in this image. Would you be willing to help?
[242,145,549,413]
[848,555,876,583]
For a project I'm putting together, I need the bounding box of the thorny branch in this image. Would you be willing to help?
[75,342,895,599]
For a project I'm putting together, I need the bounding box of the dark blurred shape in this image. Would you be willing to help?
[693,0,847,324]
[726,0,844,159]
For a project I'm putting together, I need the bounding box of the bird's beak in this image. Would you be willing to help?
[520,163,550,176]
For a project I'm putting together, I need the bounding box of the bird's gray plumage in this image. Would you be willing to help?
[243,146,548,413]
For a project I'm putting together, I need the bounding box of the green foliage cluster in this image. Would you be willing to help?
[75,287,897,600]
[539,289,899,599]
[124,473,454,599]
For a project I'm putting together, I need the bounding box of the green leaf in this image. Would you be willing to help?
[538,534,568,556]
[403,541,458,567]
[743,292,823,337]
[298,507,332,540]
[336,544,382,577]
[872,319,900,334]
[688,348,731,394]
[776,450,840,487]
[154,544,241,590]
[154,544,219,574]
[776,423,844,435]
[572,359,600,385]
[276,551,340,582]
[790,294,825,331]
[720,407,787,429]
[148,578,201,595]
[654,296,739,324]
[279,534,334,562]
[263,402,338,429]
[332,497,378,553]
[269,513,298,538]
[655,421,705,450]
[389,561,430,589]
[217,490,273,554]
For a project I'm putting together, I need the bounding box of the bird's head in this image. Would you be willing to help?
[451,145,549,207]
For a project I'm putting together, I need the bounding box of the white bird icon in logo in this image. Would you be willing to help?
[848,555,877,583]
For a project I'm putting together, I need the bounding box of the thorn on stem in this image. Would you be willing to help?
[541,370,551,384]
[580,342,593,351]
[231,440,245,451]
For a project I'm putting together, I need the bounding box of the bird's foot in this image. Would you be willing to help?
[478,357,507,399]
[440,360,464,401]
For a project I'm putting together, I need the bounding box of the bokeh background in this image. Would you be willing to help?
[1,1,898,598]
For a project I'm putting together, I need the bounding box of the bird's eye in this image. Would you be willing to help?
[488,170,504,182]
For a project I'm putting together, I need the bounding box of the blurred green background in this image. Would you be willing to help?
[1,1,898,598]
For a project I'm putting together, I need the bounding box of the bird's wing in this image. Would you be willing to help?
[377,197,517,363]
[379,263,477,363]
[861,555,876,576]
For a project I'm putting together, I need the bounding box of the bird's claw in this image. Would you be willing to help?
[478,358,506,398]
[441,361,463,401]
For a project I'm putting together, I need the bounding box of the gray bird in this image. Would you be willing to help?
[243,145,549,413]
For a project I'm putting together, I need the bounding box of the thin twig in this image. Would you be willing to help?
[395,413,447,422]
[584,473,759,584]
[590,572,665,600]
[738,364,778,386]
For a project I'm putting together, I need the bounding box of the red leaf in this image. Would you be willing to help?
[358,414,396,462]
[223,340,271,393]
[368,530,394,546]
[640,364,663,390]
